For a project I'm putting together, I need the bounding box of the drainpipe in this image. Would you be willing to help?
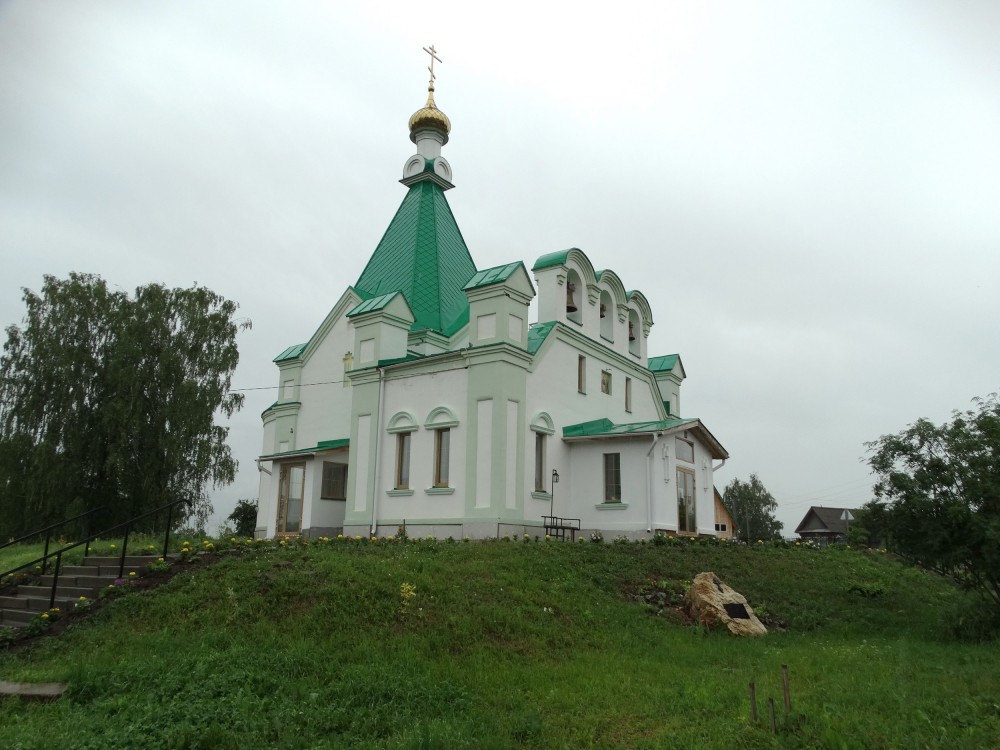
[712,458,727,473]
[370,366,385,537]
[255,458,271,476]
[645,432,665,533]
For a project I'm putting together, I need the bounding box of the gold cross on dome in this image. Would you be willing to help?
[423,45,442,86]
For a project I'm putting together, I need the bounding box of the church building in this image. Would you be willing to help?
[254,58,728,540]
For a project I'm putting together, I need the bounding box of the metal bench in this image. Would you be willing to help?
[542,515,581,541]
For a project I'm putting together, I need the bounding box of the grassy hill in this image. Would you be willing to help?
[1,537,998,749]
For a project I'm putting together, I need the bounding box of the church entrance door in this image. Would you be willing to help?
[276,462,305,535]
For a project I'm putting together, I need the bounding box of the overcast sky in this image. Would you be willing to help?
[2,0,998,535]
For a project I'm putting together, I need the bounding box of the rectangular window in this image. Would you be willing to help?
[715,523,727,532]
[625,377,632,412]
[534,433,546,491]
[578,355,586,394]
[395,432,411,489]
[433,428,450,487]
[321,462,348,500]
[677,467,696,533]
[676,437,695,463]
[603,453,621,503]
[601,370,612,395]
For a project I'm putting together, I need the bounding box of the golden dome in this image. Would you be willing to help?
[408,85,451,144]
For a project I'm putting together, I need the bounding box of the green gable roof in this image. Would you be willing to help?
[273,343,307,362]
[464,261,523,290]
[346,291,404,318]
[648,354,680,372]
[354,180,476,336]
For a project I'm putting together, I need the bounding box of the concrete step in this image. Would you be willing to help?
[0,608,36,627]
[38,573,125,588]
[17,584,102,599]
[83,555,162,567]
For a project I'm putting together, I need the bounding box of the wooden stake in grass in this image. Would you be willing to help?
[748,681,758,723]
[781,664,791,712]
[768,697,777,733]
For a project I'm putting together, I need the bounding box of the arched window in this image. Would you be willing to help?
[565,270,583,326]
[599,291,614,342]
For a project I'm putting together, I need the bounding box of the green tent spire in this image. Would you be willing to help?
[354,180,476,335]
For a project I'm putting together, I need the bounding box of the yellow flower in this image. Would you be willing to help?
[337,534,343,539]
[129,571,136,577]
[78,596,87,601]
[51,607,60,612]
[279,540,286,546]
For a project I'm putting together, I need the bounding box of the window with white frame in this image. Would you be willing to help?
[675,437,694,463]
[321,462,347,500]
[433,428,450,487]
[534,432,546,491]
[530,412,555,495]
[601,370,612,395]
[424,406,459,492]
[603,453,621,503]
[625,377,632,412]
[395,432,411,489]
[578,355,586,394]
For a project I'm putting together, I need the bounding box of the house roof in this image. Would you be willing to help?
[273,343,307,363]
[794,506,859,535]
[463,262,524,290]
[354,179,477,335]
[259,438,350,461]
[648,354,680,372]
[346,291,404,318]
[531,249,576,271]
[526,321,557,355]
[562,417,729,459]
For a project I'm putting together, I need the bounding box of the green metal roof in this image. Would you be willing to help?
[563,417,698,438]
[354,180,476,336]
[648,354,680,372]
[531,249,577,271]
[273,343,307,362]
[463,261,523,290]
[346,291,404,318]
[527,321,557,355]
[264,437,349,458]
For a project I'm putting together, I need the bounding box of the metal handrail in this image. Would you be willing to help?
[0,506,107,573]
[1,498,185,608]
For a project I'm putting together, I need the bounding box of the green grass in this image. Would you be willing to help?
[1,538,998,749]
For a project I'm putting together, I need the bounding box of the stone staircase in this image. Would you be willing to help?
[0,555,158,628]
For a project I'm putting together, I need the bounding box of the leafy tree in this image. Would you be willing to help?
[866,394,1000,611]
[227,498,259,538]
[0,273,250,537]
[723,474,783,541]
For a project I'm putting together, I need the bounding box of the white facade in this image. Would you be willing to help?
[255,89,728,540]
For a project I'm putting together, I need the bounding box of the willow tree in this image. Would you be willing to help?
[0,273,250,537]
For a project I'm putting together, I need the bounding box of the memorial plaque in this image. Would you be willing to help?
[723,602,750,620]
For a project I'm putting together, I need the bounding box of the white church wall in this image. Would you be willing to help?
[377,367,469,523]
[296,312,355,448]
